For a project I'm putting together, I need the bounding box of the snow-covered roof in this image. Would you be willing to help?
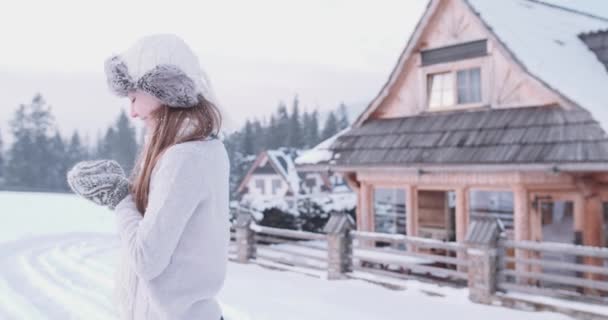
[266,149,301,194]
[466,0,608,132]
[294,127,351,166]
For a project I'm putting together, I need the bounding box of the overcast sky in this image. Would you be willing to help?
[0,0,606,146]
[0,0,431,145]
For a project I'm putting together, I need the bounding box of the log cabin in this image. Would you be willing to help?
[301,0,608,249]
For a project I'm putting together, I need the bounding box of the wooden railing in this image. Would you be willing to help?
[230,205,608,315]
[351,231,468,284]
[497,239,608,303]
[249,222,329,273]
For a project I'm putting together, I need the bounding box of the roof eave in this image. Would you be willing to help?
[325,162,608,173]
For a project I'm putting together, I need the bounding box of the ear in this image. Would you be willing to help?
[104,55,135,96]
[136,64,199,108]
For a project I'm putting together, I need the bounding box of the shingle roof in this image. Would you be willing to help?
[329,105,608,166]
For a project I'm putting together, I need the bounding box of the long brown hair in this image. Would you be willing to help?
[128,94,222,215]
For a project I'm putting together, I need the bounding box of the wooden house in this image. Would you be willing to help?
[304,0,608,249]
[236,149,334,201]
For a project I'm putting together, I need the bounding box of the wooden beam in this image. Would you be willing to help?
[406,185,418,237]
[513,185,529,242]
[455,187,468,243]
[513,184,531,280]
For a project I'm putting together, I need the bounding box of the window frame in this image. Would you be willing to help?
[419,55,488,112]
[371,186,407,235]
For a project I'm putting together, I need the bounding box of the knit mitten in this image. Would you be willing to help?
[66,160,131,210]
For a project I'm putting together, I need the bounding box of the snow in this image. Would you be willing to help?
[0,191,578,319]
[468,0,608,131]
[238,191,356,220]
[295,127,351,166]
[266,149,301,194]
[499,291,608,317]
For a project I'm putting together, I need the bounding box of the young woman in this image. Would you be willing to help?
[66,34,230,320]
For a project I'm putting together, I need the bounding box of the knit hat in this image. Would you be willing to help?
[104,33,236,133]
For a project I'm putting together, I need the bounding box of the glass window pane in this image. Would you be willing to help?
[469,190,514,230]
[457,68,481,104]
[373,187,407,235]
[428,72,454,108]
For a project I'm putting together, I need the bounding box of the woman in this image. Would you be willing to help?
[66,34,230,320]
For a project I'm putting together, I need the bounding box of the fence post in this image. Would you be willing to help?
[234,207,256,263]
[323,210,356,280]
[465,216,501,304]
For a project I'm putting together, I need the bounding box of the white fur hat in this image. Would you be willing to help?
[104,33,236,133]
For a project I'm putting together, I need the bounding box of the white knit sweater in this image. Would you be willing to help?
[112,137,230,320]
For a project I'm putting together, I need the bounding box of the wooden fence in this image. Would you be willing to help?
[249,222,329,274]
[230,205,608,316]
[496,239,608,304]
[350,231,468,284]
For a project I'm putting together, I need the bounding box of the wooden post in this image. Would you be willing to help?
[456,187,468,272]
[406,185,418,251]
[584,194,603,284]
[455,187,468,243]
[234,207,256,263]
[323,211,356,280]
[513,185,530,282]
[359,183,374,247]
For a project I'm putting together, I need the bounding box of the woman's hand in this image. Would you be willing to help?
[66,160,131,210]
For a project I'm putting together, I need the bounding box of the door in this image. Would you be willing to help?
[531,194,578,287]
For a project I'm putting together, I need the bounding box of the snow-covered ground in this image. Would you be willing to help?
[0,191,573,319]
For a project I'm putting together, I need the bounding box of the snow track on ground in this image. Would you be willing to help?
[0,233,120,319]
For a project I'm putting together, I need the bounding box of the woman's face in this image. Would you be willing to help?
[127,90,163,128]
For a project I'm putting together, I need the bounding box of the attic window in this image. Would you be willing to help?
[428,72,454,108]
[427,67,482,109]
[457,68,481,104]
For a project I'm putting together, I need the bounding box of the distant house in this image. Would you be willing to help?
[295,128,353,194]
[236,148,334,201]
[302,0,608,249]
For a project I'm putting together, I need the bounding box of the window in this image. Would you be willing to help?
[373,187,407,235]
[427,72,454,109]
[271,178,282,195]
[469,190,514,230]
[427,67,482,109]
[255,179,265,194]
[457,68,481,104]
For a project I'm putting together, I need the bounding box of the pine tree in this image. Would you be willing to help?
[67,130,88,168]
[321,110,338,141]
[308,110,320,146]
[267,114,282,149]
[241,119,255,156]
[6,93,57,190]
[251,118,265,154]
[337,102,350,130]
[301,111,311,148]
[287,95,304,148]
[276,101,289,147]
[113,109,139,176]
[48,131,67,190]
